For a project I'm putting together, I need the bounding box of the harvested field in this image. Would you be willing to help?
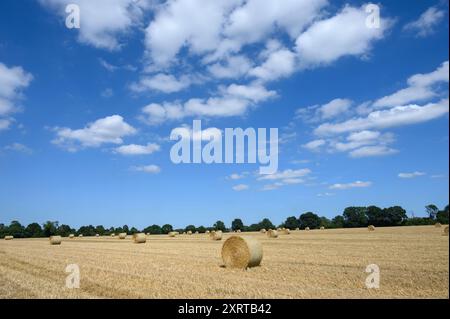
[0,226,448,299]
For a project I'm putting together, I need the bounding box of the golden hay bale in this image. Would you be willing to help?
[236,229,241,233]
[281,228,290,235]
[267,229,278,238]
[295,228,300,231]
[78,234,83,237]
[205,230,210,234]
[146,232,150,236]
[49,236,62,245]
[209,230,222,240]
[368,225,375,231]
[435,223,442,228]
[95,234,100,237]
[195,231,199,234]
[221,236,263,269]
[111,233,115,237]
[187,230,192,235]
[305,227,310,231]
[260,229,266,233]
[133,233,146,244]
[320,226,325,230]
[443,226,449,236]
[276,228,282,231]
[118,233,127,239]
[69,234,74,239]
[168,232,177,237]
[4,236,13,240]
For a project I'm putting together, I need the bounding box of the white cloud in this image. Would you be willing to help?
[221,84,277,102]
[170,125,222,142]
[0,118,11,131]
[52,115,136,151]
[99,58,119,72]
[296,5,391,68]
[319,98,352,119]
[398,171,426,179]
[208,55,252,79]
[329,181,372,190]
[349,145,397,158]
[114,143,160,155]
[404,6,446,37]
[132,164,161,174]
[40,0,150,50]
[130,73,192,93]
[374,61,449,108]
[258,168,311,181]
[227,172,249,180]
[232,184,249,191]
[302,139,326,151]
[0,62,33,117]
[4,143,33,154]
[249,48,297,82]
[101,88,114,98]
[315,99,449,135]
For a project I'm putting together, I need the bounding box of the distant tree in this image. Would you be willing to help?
[258,218,275,230]
[403,217,433,226]
[57,224,73,237]
[436,205,449,224]
[0,223,7,238]
[77,225,96,236]
[114,226,124,234]
[213,220,227,232]
[246,224,259,232]
[129,227,139,234]
[8,221,26,238]
[366,206,384,226]
[284,216,300,230]
[122,225,130,233]
[299,212,321,229]
[319,216,331,228]
[343,207,368,228]
[143,224,162,234]
[197,226,206,233]
[231,219,244,231]
[383,206,408,226]
[95,225,106,235]
[185,225,196,233]
[161,224,173,234]
[25,222,43,238]
[43,221,59,237]
[331,215,345,228]
[426,204,439,220]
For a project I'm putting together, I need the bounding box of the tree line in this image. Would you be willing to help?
[1,204,448,238]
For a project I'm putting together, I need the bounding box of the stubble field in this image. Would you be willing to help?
[0,225,448,299]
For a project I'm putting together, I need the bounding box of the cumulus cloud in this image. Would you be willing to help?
[403,6,446,37]
[329,181,372,190]
[114,143,160,155]
[52,115,136,151]
[130,73,192,93]
[398,171,426,179]
[232,184,249,191]
[258,168,311,190]
[4,143,33,154]
[208,55,252,79]
[302,139,326,151]
[132,164,161,174]
[0,62,33,117]
[349,145,397,158]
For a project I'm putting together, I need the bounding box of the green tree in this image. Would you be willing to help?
[25,222,43,238]
[343,207,368,227]
[231,218,244,231]
[8,221,26,238]
[95,225,106,235]
[161,224,173,234]
[185,225,196,233]
[197,226,206,233]
[299,212,321,229]
[366,205,384,226]
[258,218,275,230]
[130,227,139,234]
[284,216,300,230]
[383,206,407,226]
[436,205,449,224]
[426,204,439,220]
[43,221,59,237]
[143,224,162,234]
[57,224,74,237]
[319,216,331,228]
[213,220,227,232]
[331,215,345,228]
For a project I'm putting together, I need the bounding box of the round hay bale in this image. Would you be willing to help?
[221,236,263,269]
[368,225,375,231]
[111,233,115,237]
[168,232,177,237]
[443,226,449,236]
[205,230,210,234]
[260,229,266,233]
[133,233,146,244]
[69,234,74,239]
[118,233,127,239]
[78,234,83,237]
[305,227,310,231]
[209,230,222,240]
[236,229,241,233]
[146,232,150,236]
[187,230,192,235]
[295,228,300,231]
[267,229,278,238]
[435,223,442,228]
[4,236,13,240]
[49,236,62,245]
[95,234,100,237]
[320,226,325,230]
[195,231,199,234]
[281,228,290,235]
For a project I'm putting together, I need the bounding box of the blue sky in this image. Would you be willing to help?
[0,0,448,229]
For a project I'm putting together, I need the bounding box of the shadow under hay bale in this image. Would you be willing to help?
[49,236,62,245]
[221,236,263,269]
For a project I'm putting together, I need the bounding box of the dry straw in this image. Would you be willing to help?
[221,236,263,269]
[368,225,375,231]
[119,233,127,239]
[209,230,222,240]
[49,236,62,245]
[267,229,278,238]
[435,223,442,228]
[4,236,13,240]
[133,233,146,244]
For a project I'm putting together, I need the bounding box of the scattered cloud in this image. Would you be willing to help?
[114,143,160,155]
[403,6,446,37]
[130,73,192,94]
[398,171,426,179]
[4,143,33,154]
[258,168,311,190]
[52,115,136,151]
[101,88,114,98]
[329,181,372,190]
[302,139,326,151]
[132,164,161,174]
[232,184,249,191]
[349,145,398,158]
